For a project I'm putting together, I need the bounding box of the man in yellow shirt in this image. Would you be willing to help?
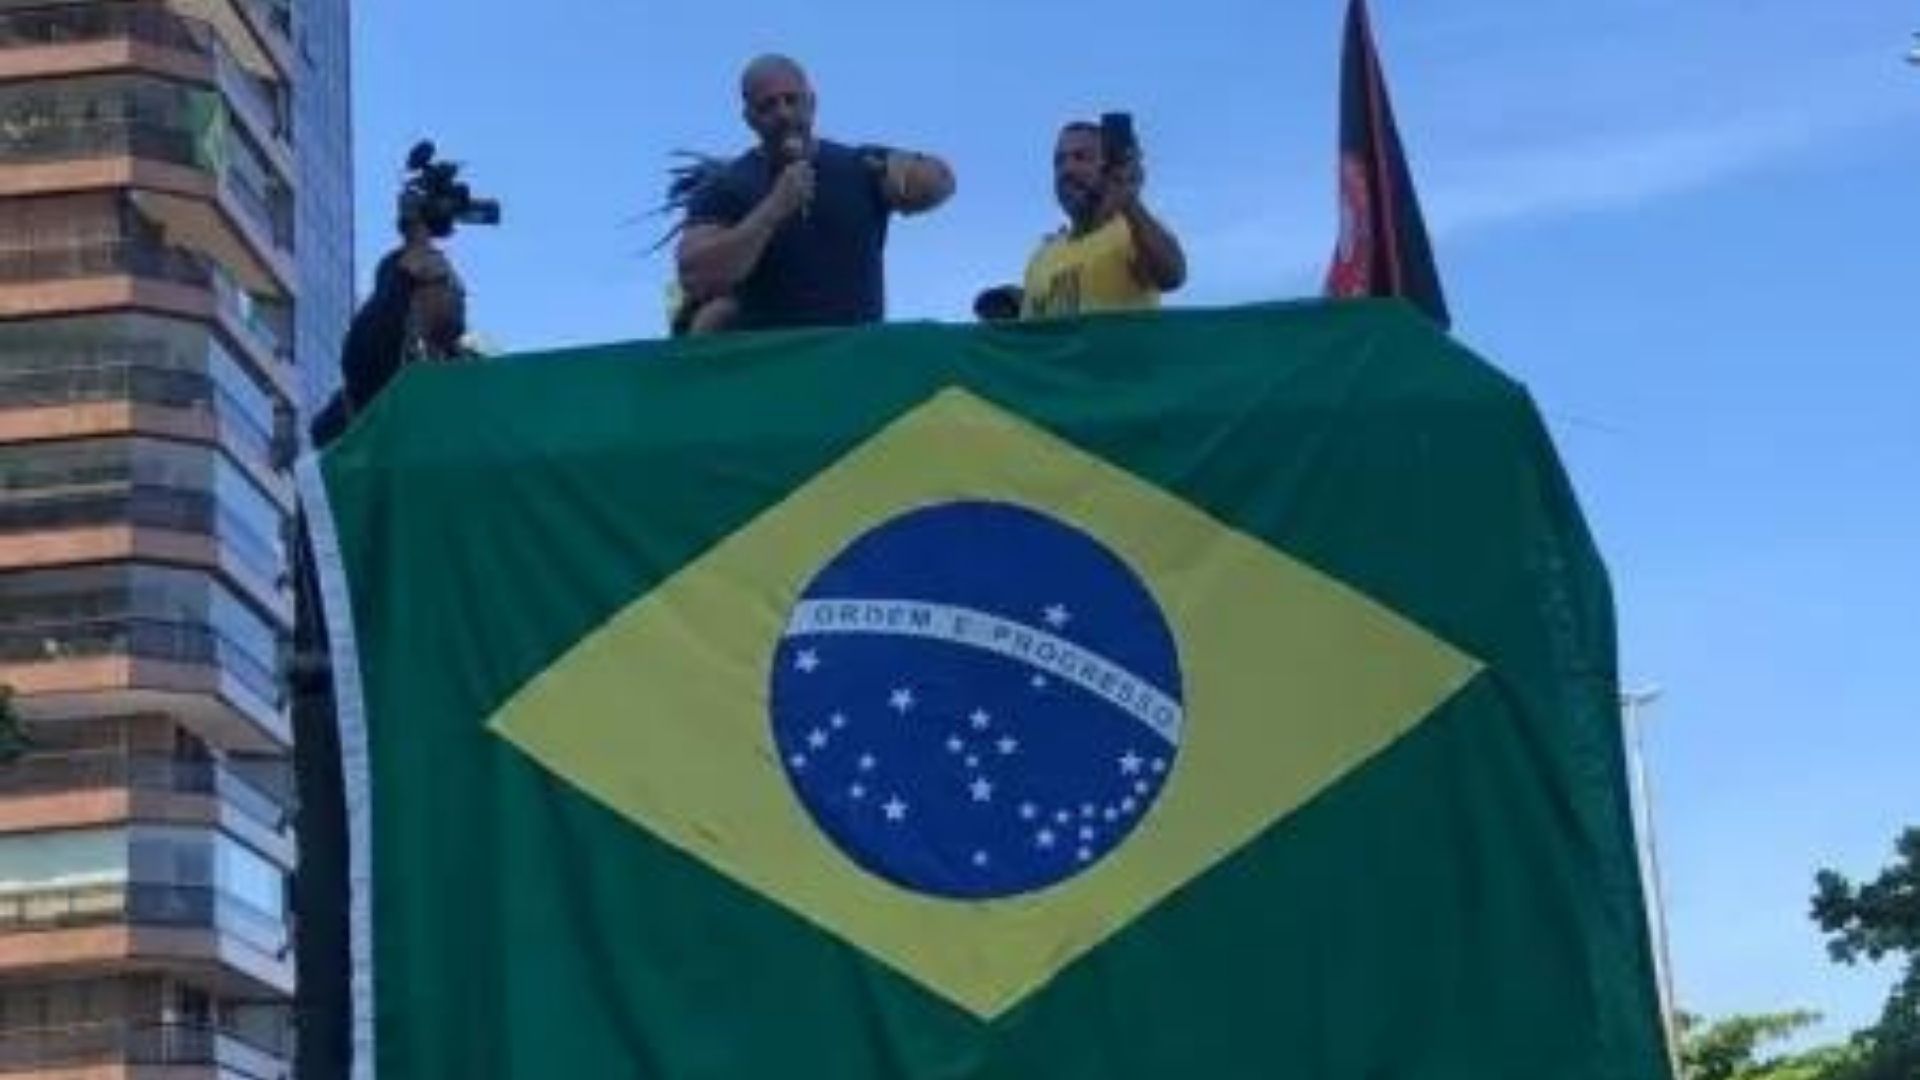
[1021,118,1187,319]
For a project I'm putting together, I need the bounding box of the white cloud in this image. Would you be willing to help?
[1178,46,1919,305]
[1426,95,1914,238]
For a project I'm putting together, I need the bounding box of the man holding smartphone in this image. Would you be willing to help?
[1019,114,1188,320]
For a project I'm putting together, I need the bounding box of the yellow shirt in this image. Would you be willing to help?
[1020,216,1160,319]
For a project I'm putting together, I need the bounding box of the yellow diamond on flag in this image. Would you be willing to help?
[489,387,1480,1020]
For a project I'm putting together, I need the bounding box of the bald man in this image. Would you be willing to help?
[676,55,955,332]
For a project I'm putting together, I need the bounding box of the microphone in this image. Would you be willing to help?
[782,134,811,221]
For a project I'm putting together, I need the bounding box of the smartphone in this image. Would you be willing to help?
[1099,112,1138,166]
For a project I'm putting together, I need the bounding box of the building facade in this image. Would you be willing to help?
[0,0,351,1074]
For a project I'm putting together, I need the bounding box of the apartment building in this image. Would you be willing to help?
[0,0,351,1075]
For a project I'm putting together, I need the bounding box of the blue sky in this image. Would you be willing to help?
[351,0,1920,1042]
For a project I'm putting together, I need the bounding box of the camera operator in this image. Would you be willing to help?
[1018,114,1186,320]
[310,142,495,448]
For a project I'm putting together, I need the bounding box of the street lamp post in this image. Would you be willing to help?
[1621,685,1680,1073]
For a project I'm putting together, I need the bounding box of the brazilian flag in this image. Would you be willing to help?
[297,301,1670,1079]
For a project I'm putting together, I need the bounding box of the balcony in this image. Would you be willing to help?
[0,1018,291,1079]
[0,236,213,326]
[0,560,289,749]
[0,345,295,491]
[0,115,196,169]
[0,478,291,619]
[0,752,294,863]
[0,883,265,939]
[0,468,291,630]
[0,883,292,996]
[0,0,294,97]
[0,239,294,386]
[214,0,295,82]
[207,263,292,370]
[206,19,285,150]
[0,110,288,237]
[0,616,287,751]
[0,1,208,74]
[0,109,297,295]
[0,237,206,288]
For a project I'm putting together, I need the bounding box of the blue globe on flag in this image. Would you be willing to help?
[769,500,1185,900]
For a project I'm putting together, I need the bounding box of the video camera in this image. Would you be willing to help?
[398,140,501,239]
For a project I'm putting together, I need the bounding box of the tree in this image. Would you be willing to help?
[1679,1010,1858,1080]
[1813,827,1920,1079]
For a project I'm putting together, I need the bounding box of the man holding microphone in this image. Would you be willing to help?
[676,54,956,333]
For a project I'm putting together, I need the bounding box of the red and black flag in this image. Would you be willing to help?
[1324,0,1450,329]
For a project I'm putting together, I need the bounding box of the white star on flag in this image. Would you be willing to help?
[1019,802,1038,821]
[997,736,1019,755]
[1043,603,1072,628]
[795,649,820,673]
[849,783,866,799]
[829,712,847,730]
[1119,750,1144,776]
[972,851,990,867]
[806,729,827,750]
[946,736,964,754]
[969,777,994,803]
[882,796,908,822]
[857,753,877,772]
[1036,829,1056,849]
[889,687,916,714]
[969,709,992,730]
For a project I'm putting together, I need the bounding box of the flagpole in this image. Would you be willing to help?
[1621,686,1680,1075]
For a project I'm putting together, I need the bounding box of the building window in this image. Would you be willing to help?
[0,564,286,707]
[0,436,289,591]
[0,313,285,471]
